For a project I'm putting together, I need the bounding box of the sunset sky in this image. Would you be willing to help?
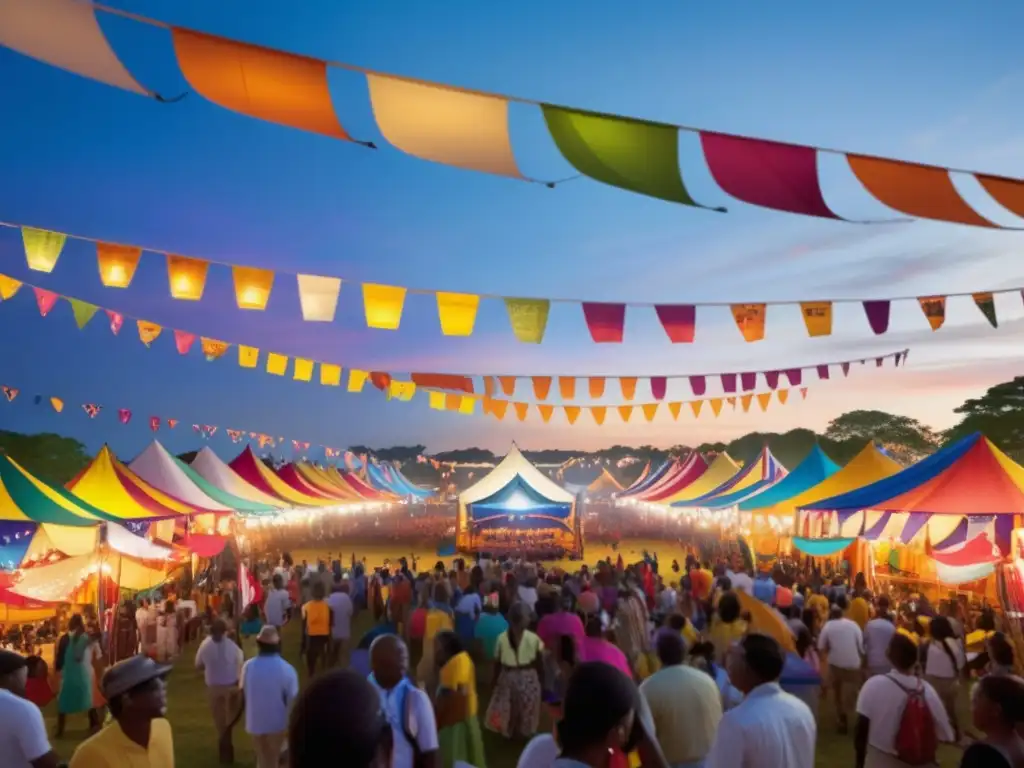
[0,0,1022,460]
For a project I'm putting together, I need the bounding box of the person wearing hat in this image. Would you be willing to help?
[236,625,299,768]
[68,654,173,768]
[0,649,59,768]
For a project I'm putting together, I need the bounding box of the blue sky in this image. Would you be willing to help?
[0,0,1023,459]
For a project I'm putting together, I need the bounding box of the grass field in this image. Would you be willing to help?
[41,539,972,767]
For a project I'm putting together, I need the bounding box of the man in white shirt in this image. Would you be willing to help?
[818,605,865,734]
[729,568,754,596]
[237,626,300,768]
[706,634,816,768]
[327,577,354,667]
[657,581,678,614]
[862,596,896,678]
[855,632,953,767]
[369,634,439,768]
[195,618,244,762]
[264,574,291,629]
[517,577,539,612]
[0,651,59,768]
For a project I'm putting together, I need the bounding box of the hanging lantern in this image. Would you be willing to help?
[167,255,209,300]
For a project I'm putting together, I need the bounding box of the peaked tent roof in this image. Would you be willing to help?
[294,464,364,500]
[752,442,901,517]
[277,464,351,502]
[329,467,392,501]
[661,453,742,504]
[460,445,576,506]
[738,445,841,512]
[627,461,651,491]
[807,433,1024,516]
[0,455,110,526]
[69,446,206,519]
[673,446,787,508]
[587,468,624,493]
[639,454,710,502]
[229,447,332,507]
[190,447,286,508]
[387,463,433,497]
[619,459,674,497]
[170,454,276,514]
[129,442,234,513]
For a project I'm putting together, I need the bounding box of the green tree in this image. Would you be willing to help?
[824,410,938,463]
[0,430,91,485]
[946,377,1024,454]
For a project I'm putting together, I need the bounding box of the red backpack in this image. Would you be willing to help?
[887,675,938,766]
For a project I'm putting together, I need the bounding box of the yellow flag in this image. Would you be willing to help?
[757,392,772,412]
[617,405,633,422]
[266,352,288,376]
[22,227,65,272]
[800,301,832,337]
[233,266,275,310]
[690,400,703,417]
[731,303,766,342]
[50,396,64,413]
[429,391,446,410]
[538,404,555,423]
[348,369,369,392]
[564,406,581,425]
[238,345,260,368]
[710,399,723,417]
[642,403,658,422]
[319,363,342,386]
[137,320,162,347]
[0,275,21,300]
[388,380,417,402]
[668,402,682,420]
[504,298,550,343]
[778,389,789,405]
[293,358,314,382]
[591,406,607,425]
[436,292,480,336]
[201,337,229,361]
[97,242,141,288]
[741,394,753,412]
[514,402,529,421]
[457,394,475,414]
[362,283,406,330]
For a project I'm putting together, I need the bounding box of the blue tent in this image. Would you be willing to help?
[737,445,839,512]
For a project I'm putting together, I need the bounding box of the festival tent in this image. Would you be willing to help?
[276,463,346,500]
[229,447,334,507]
[9,550,175,603]
[804,433,1024,553]
[672,446,787,509]
[737,445,840,514]
[623,461,651,492]
[294,464,365,501]
[618,459,674,497]
[588,468,624,494]
[660,453,742,505]
[456,445,580,553]
[191,447,286,509]
[328,466,394,501]
[365,460,424,497]
[637,453,710,503]
[384,462,434,498]
[129,441,235,513]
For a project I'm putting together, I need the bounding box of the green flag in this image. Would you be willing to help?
[68,298,99,329]
[972,292,998,328]
[504,298,550,344]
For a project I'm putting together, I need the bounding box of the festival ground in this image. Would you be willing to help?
[39,539,970,768]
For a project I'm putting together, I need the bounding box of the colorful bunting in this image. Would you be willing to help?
[436,292,480,336]
[167,255,209,300]
[68,299,98,329]
[118,408,132,424]
[320,363,342,387]
[650,377,667,401]
[239,345,259,368]
[505,298,549,344]
[655,305,696,343]
[174,330,196,355]
[731,304,766,342]
[538,404,554,423]
[589,378,606,399]
[266,352,288,376]
[972,292,998,328]
[136,321,161,347]
[514,402,529,422]
[293,358,314,382]
[2,386,18,402]
[862,300,891,335]
[21,227,65,273]
[149,416,160,431]
[689,400,702,418]
[363,283,406,330]
[106,310,123,335]
[201,337,230,362]
[232,266,274,310]
[582,303,626,343]
[620,377,638,401]
[82,403,100,418]
[617,405,633,423]
[50,397,64,413]
[918,296,946,330]
[643,403,659,422]
[564,406,581,425]
[559,377,576,400]
[33,287,59,317]
[801,302,832,337]
[167,419,178,429]
[590,406,607,426]
[97,242,141,288]
[668,402,682,419]
[0,275,21,300]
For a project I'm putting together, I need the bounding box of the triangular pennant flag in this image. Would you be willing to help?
[348,369,368,392]
[619,377,638,400]
[297,274,342,322]
[538,404,555,423]
[68,298,99,329]
[167,418,178,429]
[232,266,275,310]
[362,283,406,330]
[50,397,64,413]
[690,400,703,418]
[33,287,59,317]
[106,310,123,335]
[174,329,196,355]
[436,292,480,336]
[710,399,723,417]
[650,377,667,401]
[97,242,141,288]
[668,402,682,420]
[589,378,605,398]
[498,377,517,397]
[293,358,315,382]
[564,405,581,425]
[841,362,851,377]
[800,301,832,337]
[2,386,18,402]
[483,377,496,398]
[617,405,633,423]
[862,300,891,335]
[757,392,772,412]
[487,398,509,421]
[0,275,22,300]
[532,377,552,400]
[654,304,695,343]
[582,302,626,343]
[590,406,607,426]
[972,292,998,328]
[558,377,576,400]
[118,408,132,424]
[917,296,946,330]
[320,363,342,387]
[239,345,260,368]
[504,298,550,343]
[149,416,160,431]
[82,403,101,418]
[726,396,737,409]
[800,387,808,400]
[22,227,65,272]
[642,403,659,422]
[201,338,230,361]
[227,428,243,443]
[267,352,288,376]
[514,402,529,422]
[785,369,803,386]
[741,394,753,412]
[137,320,162,346]
[778,389,789,405]
[731,303,766,342]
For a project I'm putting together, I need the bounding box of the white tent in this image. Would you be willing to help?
[190,446,285,508]
[130,441,232,512]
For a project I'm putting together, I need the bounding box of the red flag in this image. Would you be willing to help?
[82,403,101,418]
[106,309,124,335]
[149,416,161,432]
[166,418,178,429]
[239,561,263,611]
[118,408,131,425]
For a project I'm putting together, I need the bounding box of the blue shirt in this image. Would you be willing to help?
[753,577,777,605]
[474,613,509,660]
[240,654,299,735]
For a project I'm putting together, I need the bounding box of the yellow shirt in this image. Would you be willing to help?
[302,600,330,636]
[69,718,174,768]
[681,622,699,649]
[439,650,478,716]
[708,618,747,665]
[424,609,454,645]
[847,597,870,630]
[806,594,829,628]
[495,630,544,667]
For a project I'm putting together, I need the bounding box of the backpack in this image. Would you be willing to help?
[886,675,938,766]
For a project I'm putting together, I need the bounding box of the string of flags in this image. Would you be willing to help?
[0,270,909,406]
[3,0,1023,229]
[4,221,1015,344]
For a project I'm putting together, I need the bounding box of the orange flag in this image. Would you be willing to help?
[97,242,141,288]
[589,378,605,399]
[617,405,633,422]
[171,29,351,139]
[559,377,576,400]
[564,406,581,425]
[514,402,529,421]
[800,301,832,337]
[642,403,658,422]
[690,400,703,417]
[538,405,554,423]
[731,303,766,342]
[619,377,638,400]
[741,394,753,412]
[757,392,772,412]
[532,376,552,400]
[710,399,723,417]
[487,398,509,421]
[668,402,682,420]
[778,389,789,404]
[590,406,607,426]
[445,394,461,411]
[918,296,946,330]
[499,376,516,397]
[483,376,496,398]
[137,320,162,347]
